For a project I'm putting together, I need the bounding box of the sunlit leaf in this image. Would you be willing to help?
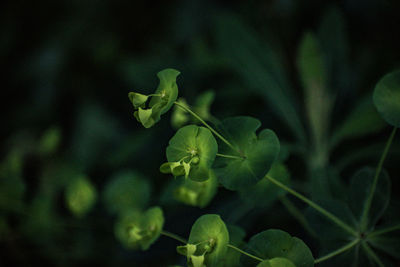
[242,229,314,267]
[114,207,164,250]
[373,70,400,127]
[103,170,151,215]
[165,125,218,181]
[188,214,229,267]
[214,116,280,190]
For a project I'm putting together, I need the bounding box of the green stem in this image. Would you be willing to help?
[368,223,400,238]
[314,238,360,264]
[279,196,317,237]
[361,241,384,267]
[265,175,358,237]
[360,127,397,231]
[174,101,239,154]
[227,244,263,262]
[216,153,244,160]
[161,230,187,244]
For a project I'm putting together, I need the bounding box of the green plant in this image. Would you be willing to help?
[122,67,400,267]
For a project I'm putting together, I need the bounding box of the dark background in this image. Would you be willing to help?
[1,0,400,266]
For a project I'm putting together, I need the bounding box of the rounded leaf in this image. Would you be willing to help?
[166,125,218,181]
[103,170,151,215]
[214,117,280,190]
[373,70,400,127]
[188,214,229,266]
[65,175,97,218]
[114,206,164,250]
[243,229,314,267]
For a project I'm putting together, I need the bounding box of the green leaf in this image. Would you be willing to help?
[239,163,290,207]
[173,171,218,208]
[297,32,332,153]
[37,126,61,156]
[257,258,296,267]
[368,230,400,259]
[165,125,218,181]
[243,229,314,267]
[331,94,385,147]
[188,214,229,267]
[214,116,280,190]
[349,167,391,230]
[177,243,197,258]
[129,68,180,128]
[215,15,306,144]
[373,70,400,127]
[190,255,206,267]
[171,98,191,129]
[65,175,97,218]
[218,225,246,267]
[193,90,215,122]
[103,170,151,215]
[114,206,164,250]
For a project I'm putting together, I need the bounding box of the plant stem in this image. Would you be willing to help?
[174,101,239,154]
[368,223,400,238]
[360,127,397,231]
[279,196,317,237]
[265,175,358,237]
[161,230,187,244]
[361,241,384,267]
[314,238,360,264]
[227,244,263,262]
[216,153,244,160]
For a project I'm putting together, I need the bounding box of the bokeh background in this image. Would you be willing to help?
[1,0,400,266]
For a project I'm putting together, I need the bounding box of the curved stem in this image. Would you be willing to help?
[265,175,358,237]
[279,196,317,237]
[174,101,239,154]
[216,153,244,160]
[161,230,187,244]
[361,241,384,267]
[314,238,360,264]
[360,127,396,231]
[227,244,263,262]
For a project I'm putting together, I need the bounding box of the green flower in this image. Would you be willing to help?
[128,68,180,128]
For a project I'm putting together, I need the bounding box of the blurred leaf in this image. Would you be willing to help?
[214,116,280,190]
[103,170,151,215]
[114,206,164,251]
[330,95,385,148]
[373,69,400,127]
[239,163,290,207]
[242,229,314,267]
[297,32,332,152]
[173,171,218,208]
[65,175,97,218]
[348,168,390,230]
[171,98,191,129]
[257,258,296,267]
[37,126,61,156]
[215,14,306,144]
[187,214,229,267]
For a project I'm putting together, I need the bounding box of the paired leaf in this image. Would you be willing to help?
[214,116,280,190]
[65,175,97,218]
[163,125,218,181]
[129,68,180,128]
[187,214,229,266]
[373,70,400,127]
[114,206,164,250]
[103,170,151,215]
[242,229,314,267]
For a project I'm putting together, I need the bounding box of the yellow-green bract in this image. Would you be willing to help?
[129,68,180,128]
